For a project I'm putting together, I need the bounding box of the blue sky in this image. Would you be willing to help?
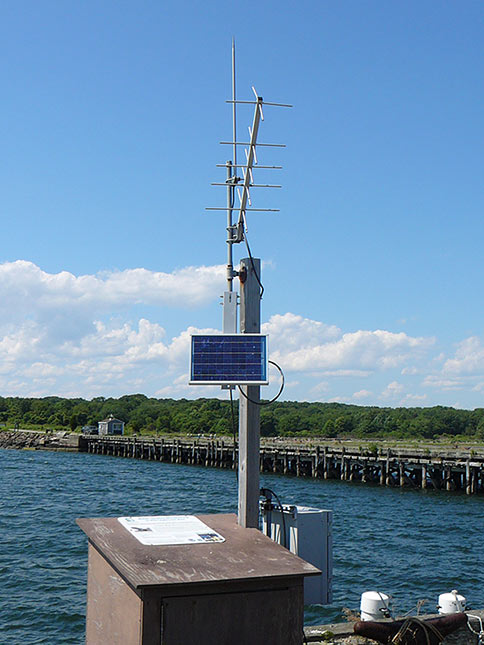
[1,1,483,408]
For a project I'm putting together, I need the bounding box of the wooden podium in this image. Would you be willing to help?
[77,513,320,645]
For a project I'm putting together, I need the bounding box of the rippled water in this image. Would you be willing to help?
[2,448,483,644]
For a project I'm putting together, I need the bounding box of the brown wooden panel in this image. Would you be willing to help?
[86,544,142,645]
[77,513,320,591]
[141,589,162,645]
[161,583,304,645]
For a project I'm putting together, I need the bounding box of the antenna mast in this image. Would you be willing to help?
[207,43,291,527]
[208,41,292,296]
[232,38,237,187]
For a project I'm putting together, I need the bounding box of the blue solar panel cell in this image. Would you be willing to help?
[189,334,268,385]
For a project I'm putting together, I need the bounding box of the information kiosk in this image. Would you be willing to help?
[77,513,320,645]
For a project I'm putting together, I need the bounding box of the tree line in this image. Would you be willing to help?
[1,394,484,440]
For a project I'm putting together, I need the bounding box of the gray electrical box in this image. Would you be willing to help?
[222,291,237,333]
[261,504,333,605]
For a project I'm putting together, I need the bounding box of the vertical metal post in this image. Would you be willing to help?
[238,257,261,528]
[224,39,237,292]
[226,161,234,291]
[232,38,237,176]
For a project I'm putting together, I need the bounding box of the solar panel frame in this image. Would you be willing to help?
[189,333,268,385]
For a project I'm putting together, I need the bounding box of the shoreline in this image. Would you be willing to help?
[0,429,81,451]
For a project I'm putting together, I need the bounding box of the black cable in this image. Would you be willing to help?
[237,360,285,406]
[229,171,263,299]
[229,387,238,483]
[243,230,264,299]
[260,487,287,549]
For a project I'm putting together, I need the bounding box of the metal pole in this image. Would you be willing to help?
[226,161,234,291]
[224,40,237,292]
[238,257,261,528]
[232,38,237,173]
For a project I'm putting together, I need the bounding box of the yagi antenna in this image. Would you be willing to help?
[206,40,292,291]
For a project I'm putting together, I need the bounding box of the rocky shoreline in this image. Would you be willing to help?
[0,429,80,451]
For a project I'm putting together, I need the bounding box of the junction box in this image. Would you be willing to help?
[261,504,333,605]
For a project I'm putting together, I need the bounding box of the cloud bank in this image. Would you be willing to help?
[0,260,479,407]
[0,260,226,314]
[265,314,432,372]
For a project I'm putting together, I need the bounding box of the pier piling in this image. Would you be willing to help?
[74,435,484,495]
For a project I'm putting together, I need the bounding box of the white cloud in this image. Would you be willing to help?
[353,389,373,400]
[0,319,221,398]
[262,313,340,351]
[310,381,329,395]
[321,369,372,377]
[401,366,418,375]
[402,393,427,403]
[443,337,484,375]
[60,319,168,360]
[0,260,226,396]
[422,375,465,390]
[266,315,433,373]
[0,260,225,317]
[0,260,225,396]
[408,336,484,402]
[0,261,440,400]
[381,381,404,399]
[155,373,222,399]
[0,323,44,361]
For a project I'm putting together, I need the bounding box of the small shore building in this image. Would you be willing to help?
[98,415,124,436]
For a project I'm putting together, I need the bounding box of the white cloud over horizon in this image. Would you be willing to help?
[443,337,484,375]
[0,260,226,315]
[266,315,434,372]
[0,260,480,407]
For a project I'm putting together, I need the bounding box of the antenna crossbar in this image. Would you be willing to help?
[220,141,286,148]
[206,207,280,212]
[216,164,282,169]
[211,183,282,188]
[226,100,293,108]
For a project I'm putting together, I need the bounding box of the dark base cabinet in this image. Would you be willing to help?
[78,513,320,645]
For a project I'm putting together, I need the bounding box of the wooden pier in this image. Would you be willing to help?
[80,436,484,495]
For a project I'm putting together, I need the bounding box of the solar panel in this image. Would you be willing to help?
[189,334,268,385]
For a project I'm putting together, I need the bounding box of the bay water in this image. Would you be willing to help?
[1,448,482,644]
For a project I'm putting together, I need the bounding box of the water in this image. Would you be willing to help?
[2,448,483,644]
